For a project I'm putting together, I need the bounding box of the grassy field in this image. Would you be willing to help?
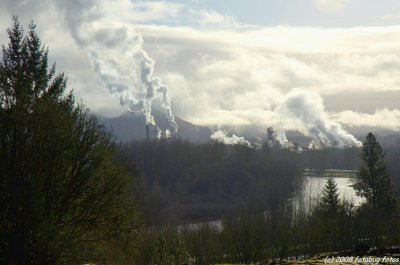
[213,255,400,264]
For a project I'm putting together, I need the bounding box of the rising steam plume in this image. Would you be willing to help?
[91,44,178,131]
[211,130,251,147]
[209,88,362,149]
[276,88,362,148]
[58,1,178,132]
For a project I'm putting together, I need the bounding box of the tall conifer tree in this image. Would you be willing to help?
[355,133,397,213]
[0,17,141,265]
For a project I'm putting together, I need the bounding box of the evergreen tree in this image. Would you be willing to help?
[310,177,342,252]
[354,133,397,213]
[0,17,141,264]
[353,133,398,248]
[320,177,340,215]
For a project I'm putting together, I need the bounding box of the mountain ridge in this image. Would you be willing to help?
[100,110,212,143]
[100,111,399,146]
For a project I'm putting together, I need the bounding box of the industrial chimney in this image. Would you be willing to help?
[146,124,150,142]
[267,127,274,142]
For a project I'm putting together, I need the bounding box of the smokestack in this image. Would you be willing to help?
[267,127,274,142]
[146,124,150,142]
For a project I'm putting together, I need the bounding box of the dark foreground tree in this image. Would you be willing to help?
[311,177,354,252]
[320,177,340,216]
[0,17,142,264]
[354,133,397,212]
[354,133,398,248]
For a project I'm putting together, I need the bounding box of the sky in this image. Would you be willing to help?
[1,0,400,145]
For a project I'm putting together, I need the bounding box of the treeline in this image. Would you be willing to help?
[136,184,399,265]
[302,146,400,187]
[134,134,400,265]
[302,147,361,173]
[118,141,303,224]
[125,133,400,265]
[118,138,400,225]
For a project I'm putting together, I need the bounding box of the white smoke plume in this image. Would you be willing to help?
[211,130,251,147]
[276,88,362,148]
[212,88,362,149]
[272,127,291,147]
[209,87,362,149]
[155,80,179,130]
[55,0,179,131]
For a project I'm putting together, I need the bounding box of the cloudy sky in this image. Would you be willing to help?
[1,0,400,144]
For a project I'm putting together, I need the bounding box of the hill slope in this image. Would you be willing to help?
[100,111,212,143]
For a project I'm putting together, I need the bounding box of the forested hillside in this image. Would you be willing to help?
[119,141,303,224]
[117,138,400,226]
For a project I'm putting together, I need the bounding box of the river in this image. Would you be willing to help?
[300,175,364,208]
[182,173,363,231]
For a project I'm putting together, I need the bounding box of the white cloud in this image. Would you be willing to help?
[133,24,400,144]
[331,109,400,130]
[313,0,352,13]
[137,25,400,118]
[382,12,400,21]
[131,1,184,23]
[1,0,400,143]
[195,9,239,28]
